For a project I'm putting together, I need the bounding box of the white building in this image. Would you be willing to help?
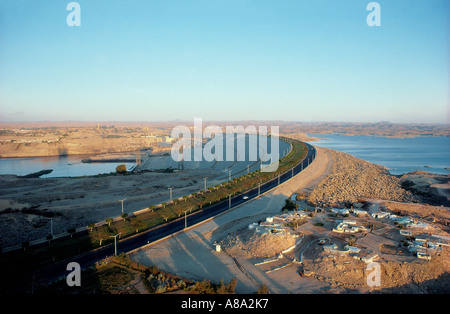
[331,208,350,215]
[371,212,389,219]
[353,209,368,216]
[417,252,431,260]
[344,245,361,253]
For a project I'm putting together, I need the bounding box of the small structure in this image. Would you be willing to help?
[331,208,350,215]
[417,252,431,260]
[248,222,258,230]
[332,221,365,233]
[390,215,413,225]
[399,229,412,236]
[408,221,429,229]
[371,212,389,219]
[353,209,368,216]
[344,245,361,253]
[360,252,378,264]
[323,244,338,254]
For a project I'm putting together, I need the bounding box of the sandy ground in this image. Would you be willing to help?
[129,147,333,293]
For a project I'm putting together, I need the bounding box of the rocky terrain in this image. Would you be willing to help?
[302,250,450,293]
[0,125,172,158]
[279,121,450,138]
[400,171,450,207]
[221,227,297,259]
[307,148,418,206]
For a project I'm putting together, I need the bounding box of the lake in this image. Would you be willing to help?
[0,134,291,178]
[307,134,450,175]
[0,155,136,178]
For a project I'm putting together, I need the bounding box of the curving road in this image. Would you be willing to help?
[34,142,316,286]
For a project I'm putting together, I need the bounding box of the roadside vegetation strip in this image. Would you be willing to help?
[0,139,309,285]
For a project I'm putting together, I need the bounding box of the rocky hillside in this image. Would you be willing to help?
[307,149,417,206]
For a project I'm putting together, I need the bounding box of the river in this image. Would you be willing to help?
[307,134,450,175]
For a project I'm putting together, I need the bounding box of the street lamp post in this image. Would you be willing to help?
[203,177,207,190]
[168,187,173,201]
[110,233,121,256]
[228,170,232,181]
[118,199,126,214]
[183,209,190,228]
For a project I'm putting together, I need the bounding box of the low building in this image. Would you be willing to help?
[417,252,431,260]
[331,208,350,215]
[390,215,413,225]
[408,221,429,229]
[360,252,378,264]
[323,244,338,253]
[353,209,368,216]
[371,212,389,219]
[399,229,412,236]
[332,222,365,233]
[344,245,361,253]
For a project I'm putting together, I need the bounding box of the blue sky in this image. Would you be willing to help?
[0,0,448,123]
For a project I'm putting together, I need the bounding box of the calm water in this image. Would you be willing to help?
[0,155,136,178]
[0,135,290,178]
[308,134,450,175]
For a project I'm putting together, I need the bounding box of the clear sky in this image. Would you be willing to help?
[0,0,448,123]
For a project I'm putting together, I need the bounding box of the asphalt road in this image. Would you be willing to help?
[34,143,316,286]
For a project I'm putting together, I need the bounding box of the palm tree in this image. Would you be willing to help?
[130,219,145,233]
[106,218,113,227]
[88,223,95,232]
